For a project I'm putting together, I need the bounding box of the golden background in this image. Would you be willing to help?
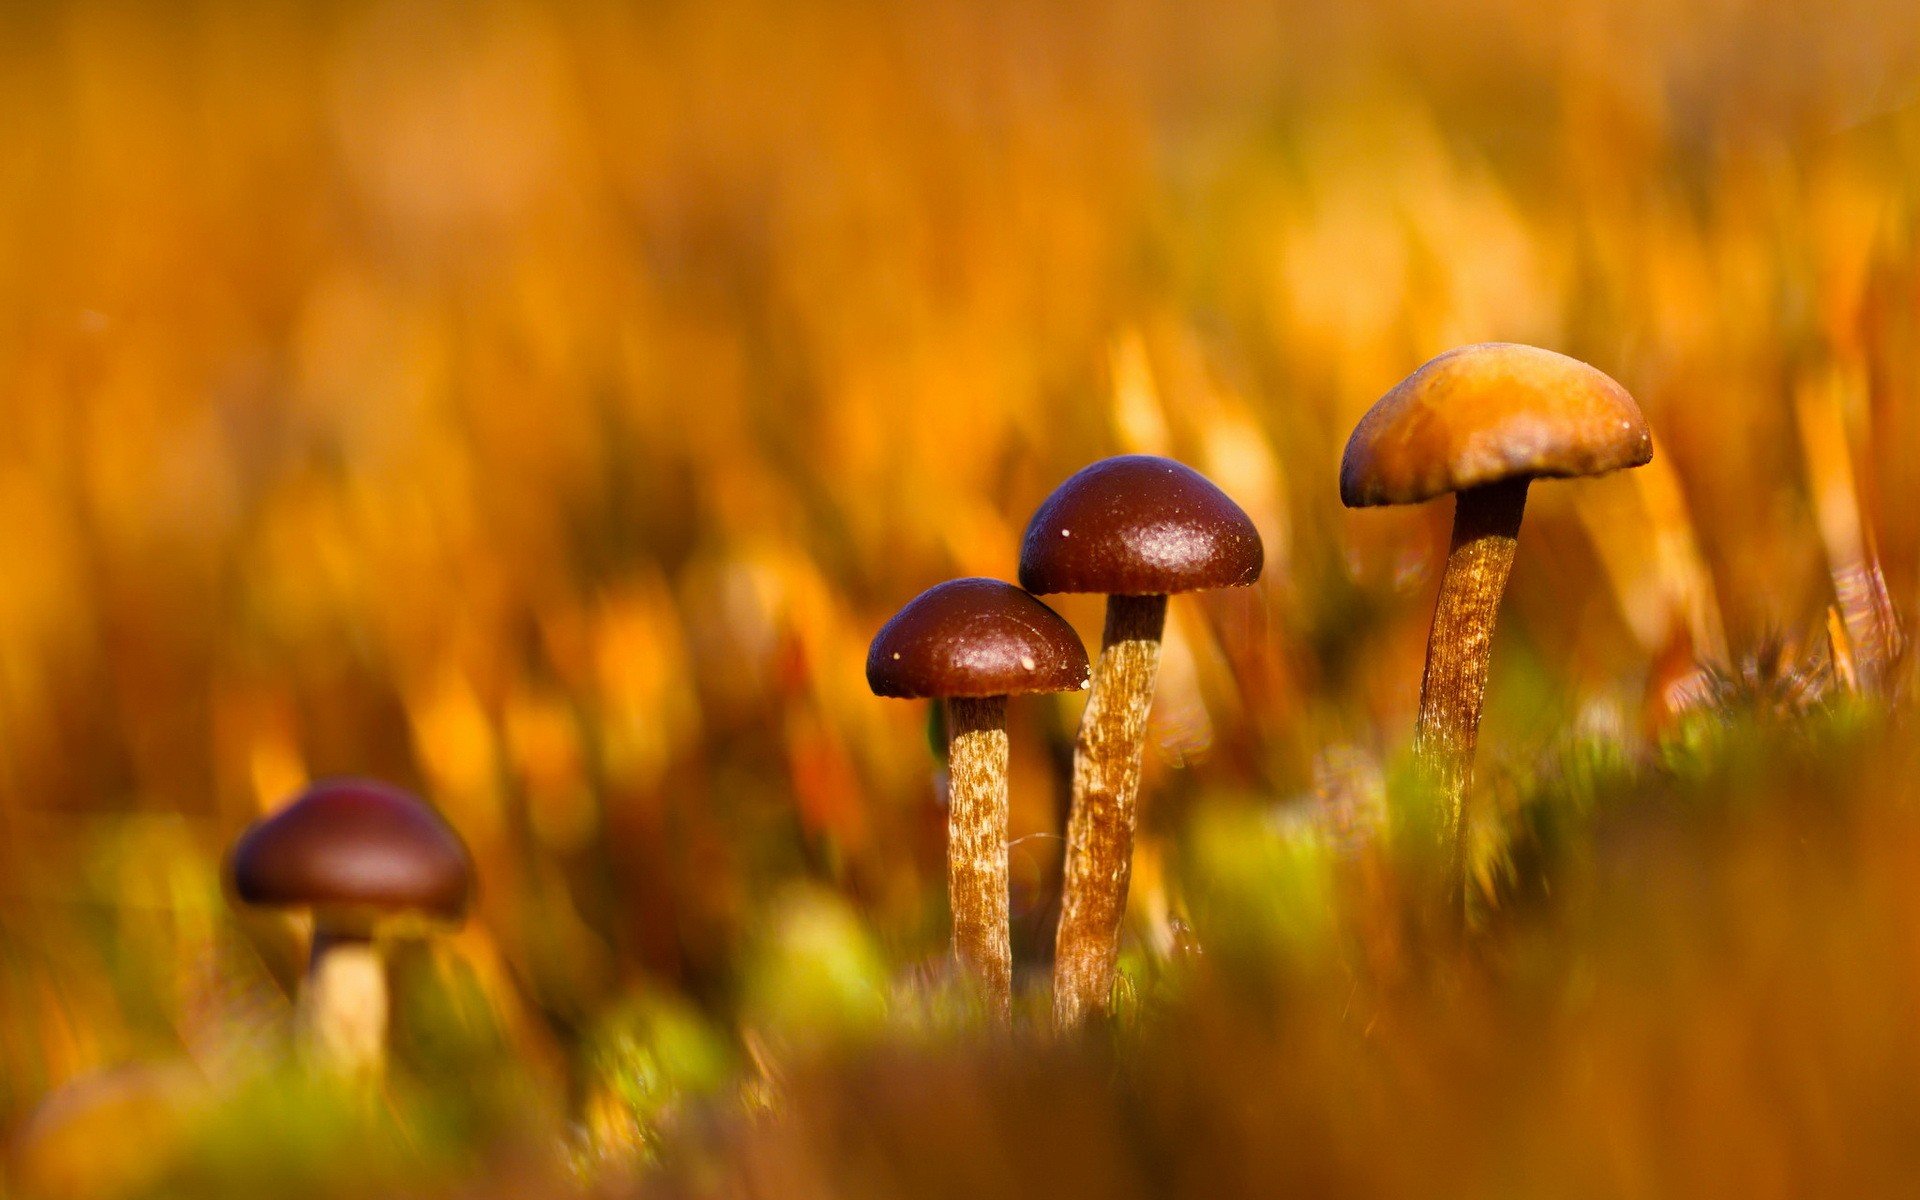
[1,0,1918,1192]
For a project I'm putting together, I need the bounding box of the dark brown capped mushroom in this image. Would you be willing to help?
[868,577,1092,699]
[1019,455,1262,1028]
[1341,343,1651,916]
[1020,455,1263,597]
[230,779,473,1074]
[232,779,472,920]
[869,579,1089,1023]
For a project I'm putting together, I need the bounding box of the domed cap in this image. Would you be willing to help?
[1341,343,1651,508]
[1018,456,1264,596]
[231,779,473,921]
[868,578,1090,699]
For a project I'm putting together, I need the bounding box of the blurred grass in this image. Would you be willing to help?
[1,0,1919,1194]
[648,702,1920,1199]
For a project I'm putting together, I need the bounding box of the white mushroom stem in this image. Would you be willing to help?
[1414,476,1527,920]
[303,923,387,1075]
[1053,592,1167,1029]
[945,695,1012,1025]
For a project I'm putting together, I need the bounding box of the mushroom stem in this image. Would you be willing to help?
[1413,477,1528,910]
[303,922,388,1075]
[1052,592,1167,1028]
[945,694,1013,1025]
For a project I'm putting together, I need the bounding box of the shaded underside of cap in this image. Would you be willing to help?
[230,779,473,919]
[867,578,1090,699]
[1018,455,1264,596]
[1340,343,1653,507]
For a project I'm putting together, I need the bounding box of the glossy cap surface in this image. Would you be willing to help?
[1341,343,1652,507]
[1018,456,1263,596]
[867,578,1090,699]
[231,779,473,920]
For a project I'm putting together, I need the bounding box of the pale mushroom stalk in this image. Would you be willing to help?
[1052,593,1166,1029]
[943,695,1013,1019]
[1412,477,1526,898]
[303,919,388,1075]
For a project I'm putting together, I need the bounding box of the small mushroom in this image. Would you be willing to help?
[1019,456,1262,1027]
[230,778,473,1075]
[868,578,1090,1024]
[1341,343,1651,910]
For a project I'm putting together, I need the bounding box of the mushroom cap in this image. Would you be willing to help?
[1018,455,1264,596]
[867,578,1090,699]
[230,779,473,921]
[1340,343,1652,507]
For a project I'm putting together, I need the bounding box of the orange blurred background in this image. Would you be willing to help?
[1,0,1917,1146]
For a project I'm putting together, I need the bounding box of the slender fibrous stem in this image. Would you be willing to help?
[945,695,1012,1025]
[1413,478,1528,913]
[1052,593,1168,1029]
[304,921,387,1075]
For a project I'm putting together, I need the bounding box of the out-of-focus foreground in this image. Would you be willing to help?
[1,0,1918,1195]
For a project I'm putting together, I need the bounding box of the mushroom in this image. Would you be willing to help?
[1341,343,1651,909]
[230,778,474,1074]
[1019,455,1263,1027]
[868,578,1090,1023]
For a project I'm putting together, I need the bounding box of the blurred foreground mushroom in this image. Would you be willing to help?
[231,778,473,1075]
[1020,456,1262,1027]
[1341,343,1651,913]
[868,578,1090,1023]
